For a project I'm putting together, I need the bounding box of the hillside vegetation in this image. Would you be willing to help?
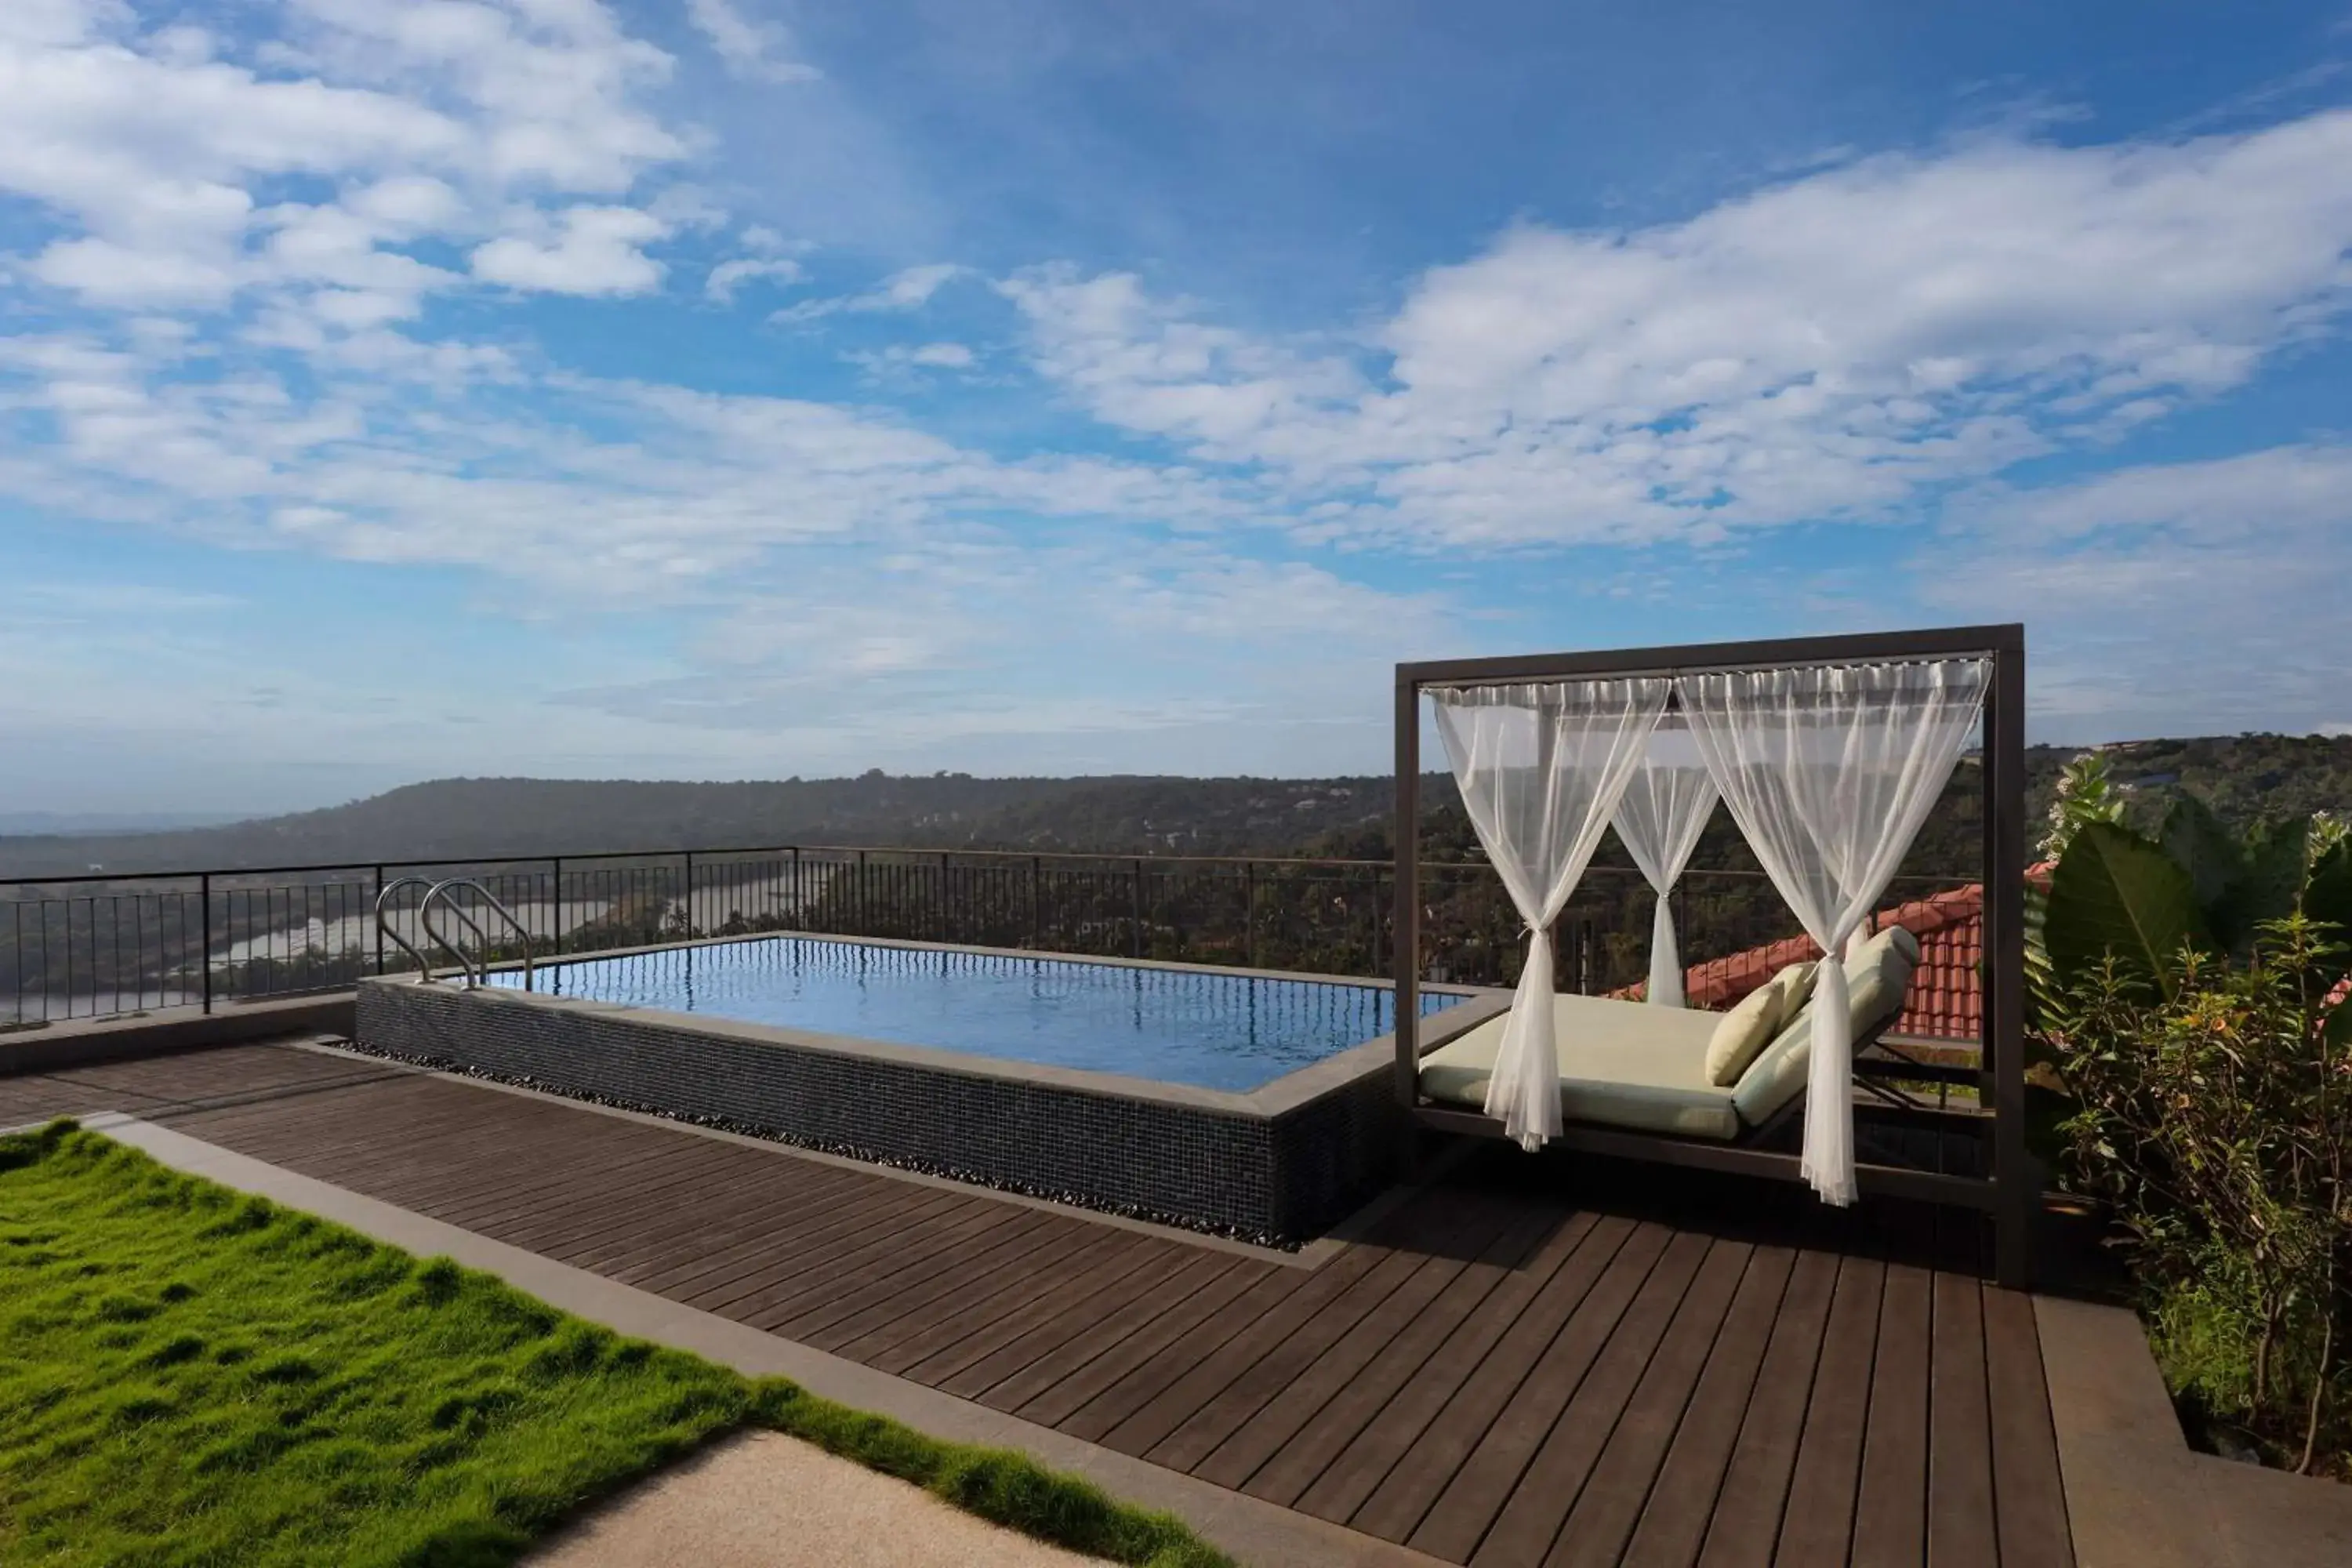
[3,734,2347,880]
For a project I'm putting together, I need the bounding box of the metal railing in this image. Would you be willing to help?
[419,879,534,990]
[0,840,1975,1031]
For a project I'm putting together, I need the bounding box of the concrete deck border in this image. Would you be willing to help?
[2036,1294,2352,1568]
[88,1112,1450,1568]
[0,994,356,1076]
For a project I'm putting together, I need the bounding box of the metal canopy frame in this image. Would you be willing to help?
[1391,624,2033,1285]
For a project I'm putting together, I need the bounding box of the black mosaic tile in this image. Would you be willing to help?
[355,981,1404,1243]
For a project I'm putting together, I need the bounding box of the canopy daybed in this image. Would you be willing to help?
[1390,626,2033,1285]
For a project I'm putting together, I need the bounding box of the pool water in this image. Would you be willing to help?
[488,937,1464,1092]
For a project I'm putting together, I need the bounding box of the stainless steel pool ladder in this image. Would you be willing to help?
[372,877,440,982]
[371,877,533,990]
[422,879,533,991]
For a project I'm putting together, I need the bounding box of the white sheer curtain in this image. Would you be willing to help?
[1610,720,1719,1007]
[1676,660,1990,1203]
[1432,677,1671,1150]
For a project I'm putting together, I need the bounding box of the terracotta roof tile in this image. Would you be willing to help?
[1619,882,1988,1040]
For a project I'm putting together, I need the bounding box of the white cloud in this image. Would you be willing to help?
[684,0,818,83]
[843,340,978,377]
[472,205,669,294]
[1010,108,2352,552]
[1918,444,2352,737]
[0,1,687,326]
[773,262,966,323]
[705,255,803,303]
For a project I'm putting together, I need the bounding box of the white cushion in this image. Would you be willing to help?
[1704,960,1816,1087]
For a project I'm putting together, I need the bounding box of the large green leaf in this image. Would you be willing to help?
[2303,838,2352,980]
[2212,815,2311,956]
[2160,793,2245,913]
[2045,820,2209,1000]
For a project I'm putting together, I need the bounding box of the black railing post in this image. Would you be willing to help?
[552,857,564,955]
[857,848,868,935]
[200,872,212,1014]
[372,864,385,975]
[1131,858,1145,958]
[1245,860,1257,968]
[1029,856,1042,949]
[683,850,695,938]
[791,846,801,926]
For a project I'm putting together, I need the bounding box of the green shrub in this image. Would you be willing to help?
[2042,917,2351,1475]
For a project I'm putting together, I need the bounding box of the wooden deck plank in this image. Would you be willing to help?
[996,1250,1265,1426]
[934,1236,1207,1400]
[1241,1203,1562,1509]
[1058,1241,1388,1444]
[1549,1241,1760,1568]
[680,1191,995,1314]
[1852,1262,1933,1566]
[1,1073,181,1120]
[1289,1209,1602,1526]
[1984,1287,2074,1568]
[1619,1245,1798,1568]
[906,1232,1174,1388]
[854,1224,1144,1375]
[1928,1272,1998,1568]
[182,1099,695,1214]
[553,1157,884,1273]
[528,1174,880,1284]
[467,1143,811,1253]
[405,1134,742,1232]
[55,1044,390,1106]
[160,1080,486,1163]
[715,1196,1034,1328]
[1462,1230,1718,1568]
[615,1174,971,1298]
[162,1069,500,1139]
[1692,1247,1838,1568]
[1163,1193,1524,1481]
[411,1157,769,1261]
[630,1178,983,1307]
[804,1211,1095,1358]
[1404,1221,1679,1564]
[1185,1243,1486,1486]
[1346,1213,1638,1547]
[1759,1251,1884,1567]
[1112,1244,1431,1463]
[50,1045,2089,1568]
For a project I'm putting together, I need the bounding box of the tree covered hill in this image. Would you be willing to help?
[4,732,2347,881]
[0,772,1405,877]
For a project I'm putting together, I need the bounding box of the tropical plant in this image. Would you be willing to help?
[2039,750,2129,860]
[2042,919,2352,1475]
[2031,790,2352,1014]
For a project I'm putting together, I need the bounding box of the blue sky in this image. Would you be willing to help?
[4,0,2350,814]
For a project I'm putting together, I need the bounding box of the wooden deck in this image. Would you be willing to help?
[2,1043,2074,1567]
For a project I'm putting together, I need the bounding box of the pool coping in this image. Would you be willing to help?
[355,936,1512,1242]
[438,927,1510,1120]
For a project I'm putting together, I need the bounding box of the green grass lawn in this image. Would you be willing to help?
[0,1121,1229,1568]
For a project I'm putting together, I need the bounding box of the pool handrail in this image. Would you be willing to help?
[372,876,441,983]
[421,878,534,991]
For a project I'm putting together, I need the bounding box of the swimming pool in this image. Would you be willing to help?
[485,936,1464,1092]
[358,934,1504,1241]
